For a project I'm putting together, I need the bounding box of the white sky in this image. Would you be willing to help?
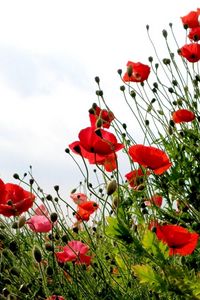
[0,0,199,197]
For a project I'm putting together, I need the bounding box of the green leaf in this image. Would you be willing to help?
[132,264,159,286]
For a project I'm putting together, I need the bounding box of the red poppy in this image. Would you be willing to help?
[178,43,200,62]
[76,201,98,222]
[181,10,200,28]
[0,179,35,217]
[46,296,65,300]
[69,127,124,164]
[145,195,163,208]
[128,144,172,175]
[154,224,199,256]
[188,27,200,41]
[70,193,88,205]
[96,153,117,172]
[172,109,196,123]
[56,240,91,265]
[89,104,115,129]
[123,61,150,83]
[125,168,150,188]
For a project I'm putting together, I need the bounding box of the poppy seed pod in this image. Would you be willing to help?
[107,180,117,196]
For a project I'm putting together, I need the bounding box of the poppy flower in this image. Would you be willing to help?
[26,204,52,233]
[69,127,124,164]
[123,61,150,83]
[178,43,200,62]
[172,109,196,123]
[125,168,150,188]
[0,179,35,217]
[128,145,172,175]
[188,27,200,41]
[70,193,88,205]
[89,104,115,129]
[56,240,91,265]
[46,296,65,300]
[76,201,98,222]
[153,224,199,256]
[96,153,117,172]
[145,195,163,208]
[181,10,200,28]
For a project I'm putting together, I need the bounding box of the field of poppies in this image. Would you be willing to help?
[0,8,200,300]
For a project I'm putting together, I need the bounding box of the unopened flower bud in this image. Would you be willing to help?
[18,215,26,228]
[65,148,70,154]
[33,246,42,263]
[94,76,100,84]
[117,69,122,76]
[46,194,53,201]
[50,212,58,223]
[96,90,103,96]
[120,85,125,92]
[54,185,59,192]
[148,56,153,62]
[107,180,117,196]
[162,29,168,38]
[13,173,20,180]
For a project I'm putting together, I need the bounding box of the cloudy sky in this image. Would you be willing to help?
[0,0,199,197]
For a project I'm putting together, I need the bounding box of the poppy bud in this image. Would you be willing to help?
[168,126,173,135]
[96,90,103,96]
[120,85,125,92]
[18,215,26,228]
[162,29,168,38]
[33,246,42,263]
[29,179,34,185]
[117,69,122,76]
[46,194,53,201]
[168,87,174,93]
[13,173,20,180]
[148,56,153,62]
[94,76,100,84]
[107,180,117,196]
[65,148,70,154]
[122,123,127,130]
[130,90,136,98]
[163,58,170,65]
[145,120,149,126]
[146,24,149,30]
[54,185,59,192]
[50,212,58,223]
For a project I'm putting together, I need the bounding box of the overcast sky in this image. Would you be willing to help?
[0,0,199,198]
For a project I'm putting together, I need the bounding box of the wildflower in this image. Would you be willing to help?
[128,144,172,175]
[172,109,196,123]
[125,168,150,189]
[178,43,200,62]
[181,10,200,28]
[188,27,200,41]
[89,105,115,129]
[145,195,163,208]
[69,127,124,164]
[70,193,88,205]
[154,224,199,256]
[46,296,65,300]
[26,204,52,233]
[76,201,98,222]
[123,61,150,83]
[97,153,117,172]
[0,179,35,217]
[56,240,91,265]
